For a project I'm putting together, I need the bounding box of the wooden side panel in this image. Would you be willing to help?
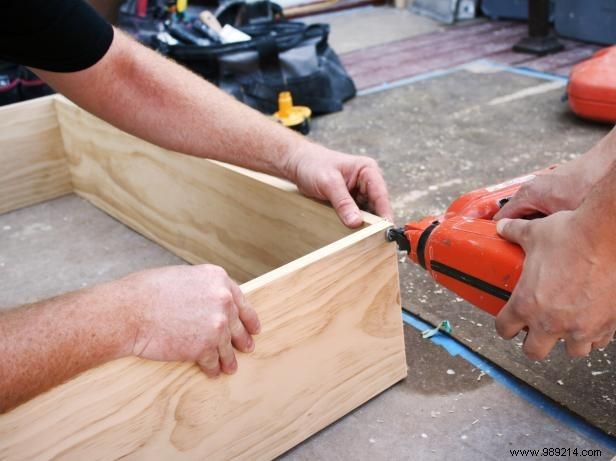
[53,99,355,283]
[0,222,407,461]
[0,96,72,214]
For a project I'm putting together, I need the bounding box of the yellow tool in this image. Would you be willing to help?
[176,0,187,13]
[273,91,311,134]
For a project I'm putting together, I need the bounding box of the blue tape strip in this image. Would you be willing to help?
[402,310,616,452]
[473,59,569,82]
[358,58,568,97]
[357,68,459,96]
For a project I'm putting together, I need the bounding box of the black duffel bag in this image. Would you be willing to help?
[153,21,356,115]
[0,62,54,107]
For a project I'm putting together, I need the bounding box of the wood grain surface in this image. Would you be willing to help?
[0,221,406,461]
[0,96,71,214]
[54,98,360,283]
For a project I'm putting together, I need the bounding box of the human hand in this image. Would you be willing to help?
[122,264,260,377]
[493,163,591,220]
[283,143,393,228]
[495,211,616,360]
[495,128,616,220]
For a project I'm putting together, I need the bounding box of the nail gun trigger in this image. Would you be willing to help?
[498,197,512,208]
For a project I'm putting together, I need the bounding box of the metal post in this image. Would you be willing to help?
[513,0,563,55]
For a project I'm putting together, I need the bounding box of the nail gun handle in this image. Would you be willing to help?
[405,216,524,316]
[444,166,558,220]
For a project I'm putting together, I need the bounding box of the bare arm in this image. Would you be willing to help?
[33,29,393,226]
[0,282,132,412]
[0,265,259,413]
[34,29,297,178]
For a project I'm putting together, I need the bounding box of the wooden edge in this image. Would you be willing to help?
[52,95,383,229]
[285,0,385,18]
[0,95,73,215]
[211,163,384,227]
[241,218,392,293]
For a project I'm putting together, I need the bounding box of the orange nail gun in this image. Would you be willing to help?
[387,167,555,316]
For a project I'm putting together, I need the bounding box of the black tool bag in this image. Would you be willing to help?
[0,62,20,106]
[153,21,356,115]
[0,62,54,107]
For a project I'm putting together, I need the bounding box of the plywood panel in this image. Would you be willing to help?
[0,96,72,214]
[54,98,360,283]
[0,221,406,461]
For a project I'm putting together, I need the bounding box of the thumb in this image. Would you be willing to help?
[496,218,530,246]
[324,174,363,228]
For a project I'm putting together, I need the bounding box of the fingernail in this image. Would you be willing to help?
[344,211,361,225]
[496,219,508,234]
[244,337,255,352]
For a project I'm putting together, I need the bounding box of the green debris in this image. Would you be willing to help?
[421,320,453,339]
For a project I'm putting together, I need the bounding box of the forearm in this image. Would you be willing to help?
[573,126,616,185]
[0,281,135,412]
[574,157,616,252]
[33,29,307,179]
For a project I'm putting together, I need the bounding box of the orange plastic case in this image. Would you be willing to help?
[568,46,616,124]
[403,167,555,316]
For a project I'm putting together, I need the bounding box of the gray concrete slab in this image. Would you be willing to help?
[308,64,615,436]
[0,194,183,310]
[281,328,613,461]
[303,6,442,54]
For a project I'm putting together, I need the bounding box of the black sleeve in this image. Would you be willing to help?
[0,0,114,72]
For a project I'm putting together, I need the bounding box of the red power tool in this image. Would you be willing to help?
[387,167,555,316]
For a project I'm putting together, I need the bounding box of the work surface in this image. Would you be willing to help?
[1,195,612,460]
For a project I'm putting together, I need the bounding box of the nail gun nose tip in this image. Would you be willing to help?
[385,227,402,242]
[385,227,411,253]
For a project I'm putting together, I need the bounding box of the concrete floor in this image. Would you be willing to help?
[2,5,616,461]
[304,6,442,54]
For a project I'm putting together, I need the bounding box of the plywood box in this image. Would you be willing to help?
[0,95,407,460]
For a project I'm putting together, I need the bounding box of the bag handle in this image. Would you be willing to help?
[255,36,284,84]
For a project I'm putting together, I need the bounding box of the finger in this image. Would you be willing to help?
[229,281,260,336]
[494,195,539,221]
[198,348,221,378]
[565,339,592,358]
[522,329,559,360]
[323,173,363,228]
[496,218,531,247]
[592,334,614,350]
[495,297,527,340]
[217,327,238,375]
[228,308,255,353]
[360,167,394,222]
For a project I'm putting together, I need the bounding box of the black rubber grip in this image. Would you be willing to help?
[416,221,439,270]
